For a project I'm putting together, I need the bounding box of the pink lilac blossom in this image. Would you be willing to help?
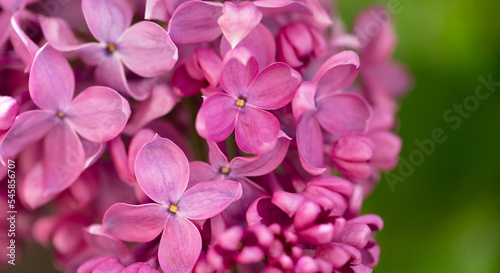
[0,1,412,272]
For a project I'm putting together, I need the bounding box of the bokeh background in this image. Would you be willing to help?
[4,0,500,272]
[340,0,500,273]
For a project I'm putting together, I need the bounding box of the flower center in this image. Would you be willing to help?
[57,111,65,119]
[107,43,117,53]
[235,98,246,108]
[168,204,179,214]
[237,242,243,251]
[220,166,230,174]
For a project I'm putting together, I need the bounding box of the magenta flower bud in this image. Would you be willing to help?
[277,22,326,72]
[331,136,375,179]
[207,224,273,270]
[0,96,19,130]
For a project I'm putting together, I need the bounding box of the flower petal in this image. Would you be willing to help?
[83,224,130,258]
[145,0,169,21]
[159,215,202,273]
[246,62,301,109]
[0,110,55,161]
[296,111,326,175]
[220,47,259,98]
[66,86,131,142]
[0,96,19,130]
[123,83,178,135]
[82,0,132,42]
[127,129,156,178]
[220,23,276,69]
[315,92,371,135]
[292,81,317,120]
[207,140,229,168]
[102,203,167,242]
[355,6,396,64]
[235,106,280,154]
[109,136,135,185]
[29,44,74,111]
[313,50,360,98]
[168,1,223,45]
[43,121,86,194]
[217,1,262,49]
[229,132,289,177]
[178,180,242,220]
[195,92,238,142]
[135,135,190,204]
[117,21,178,77]
[188,161,218,185]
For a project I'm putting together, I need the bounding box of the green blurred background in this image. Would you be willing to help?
[4,0,500,272]
[340,0,500,272]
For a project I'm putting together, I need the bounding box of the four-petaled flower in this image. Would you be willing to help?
[102,136,242,273]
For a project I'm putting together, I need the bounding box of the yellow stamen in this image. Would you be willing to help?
[168,204,179,214]
[107,43,117,53]
[236,98,246,108]
[57,111,65,118]
[237,242,243,251]
[220,166,230,174]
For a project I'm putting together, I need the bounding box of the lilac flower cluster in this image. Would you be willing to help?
[0,0,412,272]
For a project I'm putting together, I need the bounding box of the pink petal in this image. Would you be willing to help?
[271,191,305,217]
[117,21,178,77]
[220,47,259,98]
[83,224,129,258]
[204,141,228,172]
[145,0,169,21]
[235,106,280,154]
[122,263,160,273]
[103,203,167,242]
[178,180,242,220]
[135,135,190,204]
[252,0,311,15]
[292,81,317,120]
[127,129,156,178]
[66,86,131,142]
[334,223,371,249]
[39,16,107,65]
[19,162,58,209]
[296,111,326,175]
[29,44,74,111]
[10,12,39,69]
[0,13,10,47]
[332,136,374,162]
[194,47,222,87]
[82,0,133,42]
[315,93,371,135]
[297,222,334,244]
[0,110,55,161]
[124,83,178,135]
[368,130,402,170]
[0,0,25,12]
[188,161,218,185]
[229,132,289,177]
[0,96,19,130]
[220,23,276,69]
[43,121,86,194]
[362,61,413,97]
[293,201,321,231]
[109,136,135,185]
[195,92,238,142]
[167,1,223,45]
[246,62,301,109]
[313,50,360,98]
[217,1,262,49]
[159,215,202,273]
[355,6,396,64]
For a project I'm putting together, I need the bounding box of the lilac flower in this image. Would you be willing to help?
[40,0,178,100]
[331,136,375,179]
[189,135,289,224]
[168,1,262,49]
[102,136,242,273]
[277,22,326,73]
[196,48,301,154]
[0,44,131,200]
[292,50,373,175]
